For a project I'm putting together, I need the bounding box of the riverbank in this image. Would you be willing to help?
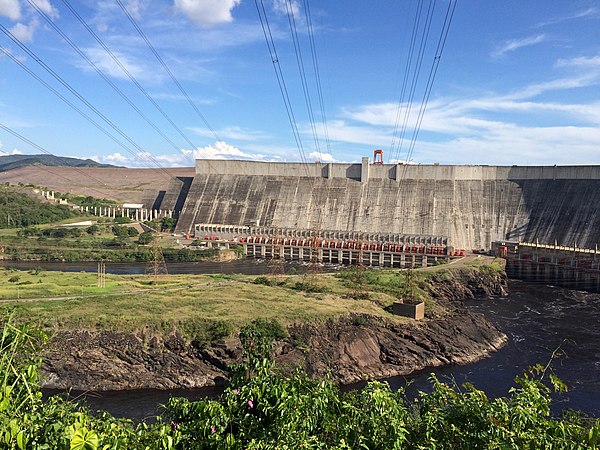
[36,264,508,390]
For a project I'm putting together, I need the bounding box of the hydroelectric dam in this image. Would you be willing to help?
[145,158,600,251]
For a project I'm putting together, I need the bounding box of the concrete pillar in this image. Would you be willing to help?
[361,157,369,183]
[299,248,304,260]
[422,255,428,268]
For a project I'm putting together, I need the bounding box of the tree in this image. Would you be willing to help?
[137,232,154,245]
[161,217,176,231]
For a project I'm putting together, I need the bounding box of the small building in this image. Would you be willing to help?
[491,241,519,258]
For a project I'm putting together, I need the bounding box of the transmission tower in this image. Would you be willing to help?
[402,267,416,302]
[267,232,285,283]
[146,236,168,280]
[97,260,106,288]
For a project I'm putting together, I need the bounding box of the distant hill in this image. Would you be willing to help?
[0,154,119,172]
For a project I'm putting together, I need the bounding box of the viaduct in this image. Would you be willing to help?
[145,158,600,251]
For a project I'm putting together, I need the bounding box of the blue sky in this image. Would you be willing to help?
[1,0,600,168]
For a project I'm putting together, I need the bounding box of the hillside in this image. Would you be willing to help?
[0,154,117,172]
[0,165,195,203]
[0,186,79,228]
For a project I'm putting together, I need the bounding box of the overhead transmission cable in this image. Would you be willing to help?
[284,0,322,158]
[254,0,313,180]
[389,0,422,160]
[26,0,184,159]
[302,0,332,158]
[403,0,458,169]
[392,0,437,165]
[60,0,204,164]
[0,122,122,200]
[114,0,221,144]
[0,42,169,176]
[0,25,174,178]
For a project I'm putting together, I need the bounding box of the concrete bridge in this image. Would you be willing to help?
[497,241,600,292]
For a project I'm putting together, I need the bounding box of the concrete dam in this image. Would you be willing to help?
[159,159,600,250]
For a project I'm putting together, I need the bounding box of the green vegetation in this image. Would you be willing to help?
[0,269,404,339]
[1,221,219,262]
[0,265,503,338]
[0,186,79,228]
[1,317,599,449]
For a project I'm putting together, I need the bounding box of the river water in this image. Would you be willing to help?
[19,260,598,421]
[390,280,600,417]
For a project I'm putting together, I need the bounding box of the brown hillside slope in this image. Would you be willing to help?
[0,165,194,203]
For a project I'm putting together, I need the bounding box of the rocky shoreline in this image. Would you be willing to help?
[41,267,509,391]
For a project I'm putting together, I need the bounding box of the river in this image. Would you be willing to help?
[27,261,599,421]
[391,280,600,417]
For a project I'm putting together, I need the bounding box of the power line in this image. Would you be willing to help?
[0,25,175,178]
[60,0,203,164]
[115,0,222,144]
[303,0,332,159]
[0,122,123,200]
[392,0,437,165]
[389,1,423,159]
[0,44,161,174]
[284,0,322,157]
[26,0,186,159]
[254,0,314,181]
[403,0,458,170]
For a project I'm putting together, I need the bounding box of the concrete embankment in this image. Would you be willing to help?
[41,267,508,391]
[171,160,600,250]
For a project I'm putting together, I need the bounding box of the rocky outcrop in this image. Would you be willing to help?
[41,268,508,391]
[277,310,506,384]
[42,331,238,391]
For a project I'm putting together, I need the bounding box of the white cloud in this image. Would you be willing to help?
[0,148,23,156]
[536,7,599,27]
[556,54,600,69]
[272,0,300,17]
[28,0,58,18]
[9,19,38,43]
[102,152,130,163]
[308,151,335,162]
[174,0,240,27]
[492,34,546,58]
[0,0,20,20]
[184,141,267,160]
[79,47,162,83]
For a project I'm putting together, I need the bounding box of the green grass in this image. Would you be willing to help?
[0,262,504,341]
[0,269,410,340]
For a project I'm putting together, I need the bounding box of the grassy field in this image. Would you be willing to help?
[0,267,425,341]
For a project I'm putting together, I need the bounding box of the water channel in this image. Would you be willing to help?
[5,260,598,421]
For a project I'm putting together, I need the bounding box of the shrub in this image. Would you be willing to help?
[137,232,154,245]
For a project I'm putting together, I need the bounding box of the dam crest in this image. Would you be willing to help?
[156,159,600,250]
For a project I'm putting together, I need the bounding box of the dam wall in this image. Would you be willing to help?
[172,160,600,250]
